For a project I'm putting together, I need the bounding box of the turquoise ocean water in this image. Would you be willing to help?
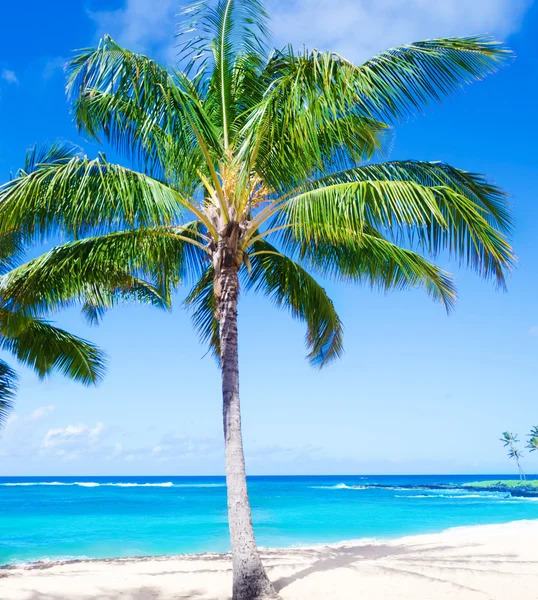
[1,474,537,565]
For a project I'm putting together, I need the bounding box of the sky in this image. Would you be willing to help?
[0,0,537,476]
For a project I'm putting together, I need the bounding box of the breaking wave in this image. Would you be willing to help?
[1,482,175,488]
[309,483,364,490]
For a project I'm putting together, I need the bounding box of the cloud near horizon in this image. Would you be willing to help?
[42,422,105,460]
[1,69,19,85]
[89,0,532,65]
[31,405,55,421]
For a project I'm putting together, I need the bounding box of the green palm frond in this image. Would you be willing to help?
[527,427,538,452]
[0,360,17,429]
[243,37,511,188]
[178,0,270,76]
[247,105,390,189]
[186,242,344,367]
[0,310,105,383]
[245,240,343,367]
[273,160,512,286]
[184,265,220,361]
[0,225,207,314]
[358,36,512,120]
[67,36,222,168]
[292,229,457,311]
[22,141,83,175]
[261,37,511,126]
[0,230,26,275]
[0,153,200,238]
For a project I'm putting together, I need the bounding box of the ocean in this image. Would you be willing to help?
[1,474,537,565]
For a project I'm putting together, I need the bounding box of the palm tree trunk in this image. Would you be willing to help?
[218,264,279,600]
[517,459,526,481]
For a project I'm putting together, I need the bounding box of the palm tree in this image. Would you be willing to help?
[0,2,514,597]
[500,432,525,480]
[527,426,538,453]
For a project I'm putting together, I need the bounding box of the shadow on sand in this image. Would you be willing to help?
[6,539,533,599]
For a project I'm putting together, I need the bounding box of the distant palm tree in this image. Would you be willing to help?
[527,426,538,453]
[500,432,526,480]
[0,1,514,598]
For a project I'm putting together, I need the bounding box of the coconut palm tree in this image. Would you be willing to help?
[500,432,525,480]
[0,1,514,597]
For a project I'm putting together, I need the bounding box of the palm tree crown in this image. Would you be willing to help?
[0,1,514,598]
[0,19,513,363]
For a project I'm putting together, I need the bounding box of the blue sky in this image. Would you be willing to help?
[0,0,537,476]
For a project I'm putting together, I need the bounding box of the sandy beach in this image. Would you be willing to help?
[2,520,537,599]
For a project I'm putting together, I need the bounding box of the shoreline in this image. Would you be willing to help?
[3,520,538,599]
[1,517,533,570]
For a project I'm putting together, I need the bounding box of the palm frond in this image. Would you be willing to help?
[357,36,513,121]
[179,0,270,147]
[22,141,83,175]
[0,225,207,314]
[0,153,198,238]
[245,240,343,367]
[294,228,457,311]
[67,36,222,166]
[274,160,513,286]
[261,37,511,128]
[0,310,105,384]
[0,360,17,429]
[178,0,270,75]
[0,230,26,275]
[184,265,220,361]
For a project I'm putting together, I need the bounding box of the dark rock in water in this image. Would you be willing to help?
[347,483,538,498]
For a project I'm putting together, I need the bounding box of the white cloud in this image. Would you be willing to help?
[115,433,223,463]
[42,57,66,81]
[1,69,19,85]
[87,0,531,68]
[271,0,532,63]
[30,405,55,421]
[89,0,177,61]
[107,442,123,460]
[42,421,104,451]
[4,413,19,429]
[529,326,538,337]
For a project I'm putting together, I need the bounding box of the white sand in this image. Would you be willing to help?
[2,520,538,599]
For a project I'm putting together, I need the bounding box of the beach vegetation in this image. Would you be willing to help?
[500,431,526,480]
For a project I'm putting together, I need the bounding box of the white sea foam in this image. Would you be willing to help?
[1,482,71,486]
[309,483,364,490]
[0,481,176,488]
[105,483,174,488]
[395,493,507,499]
[173,483,225,488]
[395,494,430,498]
